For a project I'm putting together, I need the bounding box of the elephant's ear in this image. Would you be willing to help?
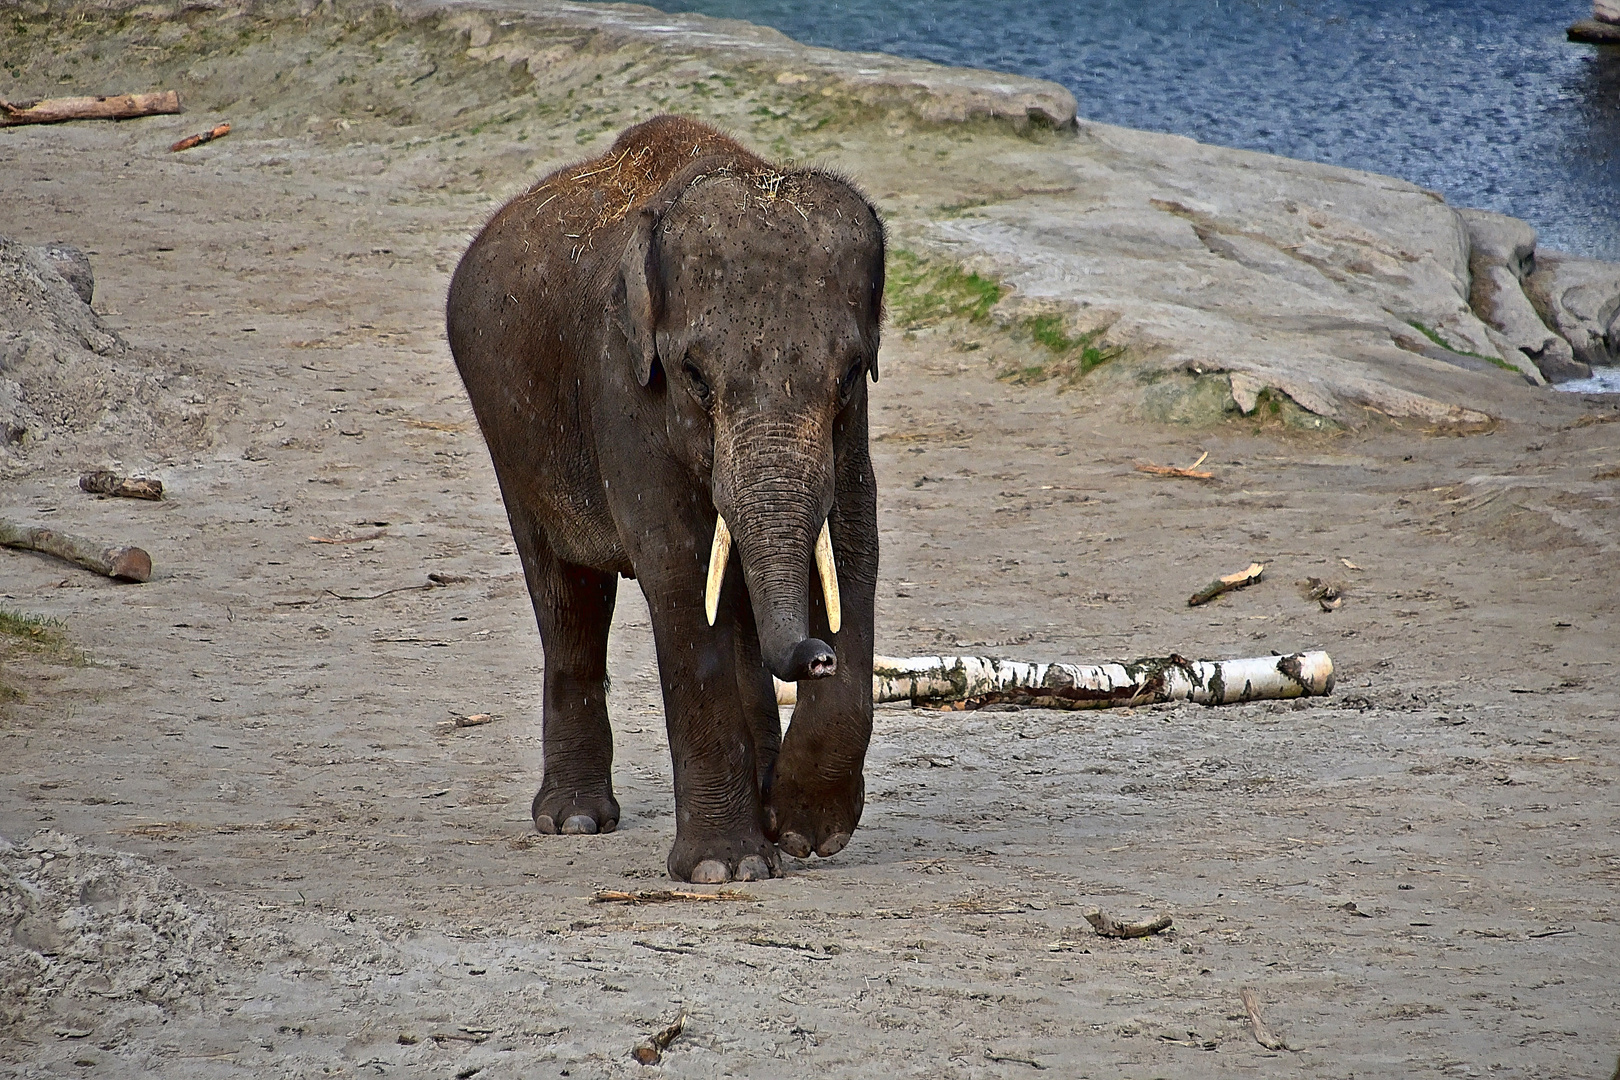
[615,209,661,388]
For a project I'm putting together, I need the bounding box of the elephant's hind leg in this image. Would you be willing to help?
[513,514,621,836]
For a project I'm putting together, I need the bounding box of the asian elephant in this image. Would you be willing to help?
[445,116,884,883]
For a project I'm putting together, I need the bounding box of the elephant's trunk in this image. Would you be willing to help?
[711,418,836,683]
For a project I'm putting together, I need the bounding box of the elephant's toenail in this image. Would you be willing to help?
[598,818,618,834]
[735,855,772,881]
[778,830,812,858]
[561,815,598,835]
[816,831,850,858]
[534,814,559,835]
[689,859,730,884]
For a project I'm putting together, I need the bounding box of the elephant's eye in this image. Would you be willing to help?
[682,359,711,402]
[838,359,864,403]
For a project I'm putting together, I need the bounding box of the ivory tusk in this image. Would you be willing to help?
[815,519,841,634]
[704,515,731,626]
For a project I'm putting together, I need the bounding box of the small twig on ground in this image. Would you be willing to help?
[1240,988,1292,1051]
[1,519,151,582]
[1083,908,1173,938]
[591,889,749,904]
[0,91,181,126]
[436,713,495,734]
[309,529,387,545]
[170,121,229,151]
[1187,562,1265,606]
[631,1013,686,1065]
[79,471,164,500]
[1137,450,1212,480]
[984,1049,1046,1069]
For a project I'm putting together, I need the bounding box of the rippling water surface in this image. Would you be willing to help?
[637,0,1620,260]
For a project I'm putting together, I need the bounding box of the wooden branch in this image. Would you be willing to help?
[774,650,1333,710]
[0,519,150,582]
[1240,988,1291,1051]
[591,889,747,904]
[1084,908,1172,938]
[631,1013,686,1065]
[79,471,164,500]
[0,91,181,127]
[1136,451,1212,479]
[1188,561,1265,606]
[170,121,230,152]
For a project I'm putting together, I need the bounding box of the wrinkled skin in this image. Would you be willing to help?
[446,116,883,883]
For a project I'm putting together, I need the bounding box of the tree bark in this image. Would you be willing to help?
[775,650,1333,709]
[0,92,182,127]
[0,519,151,582]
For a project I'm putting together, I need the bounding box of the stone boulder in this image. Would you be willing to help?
[1525,253,1620,369]
[1457,209,1588,384]
[1595,0,1620,24]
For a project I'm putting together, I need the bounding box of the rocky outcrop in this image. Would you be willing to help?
[919,121,1568,427]
[1525,254,1620,369]
[421,0,1078,130]
[1569,0,1620,42]
[0,235,211,475]
[1457,209,1587,384]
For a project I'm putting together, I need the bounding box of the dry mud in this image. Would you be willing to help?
[2,2,1620,1077]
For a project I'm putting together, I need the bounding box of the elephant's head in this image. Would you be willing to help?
[613,166,884,683]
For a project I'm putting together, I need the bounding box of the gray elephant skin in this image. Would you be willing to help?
[446,116,885,883]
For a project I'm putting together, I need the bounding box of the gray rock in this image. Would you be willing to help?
[1595,0,1620,24]
[1458,209,1586,384]
[1524,253,1620,370]
[34,243,95,305]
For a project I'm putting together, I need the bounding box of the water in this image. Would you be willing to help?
[636,0,1620,261]
[1553,367,1620,391]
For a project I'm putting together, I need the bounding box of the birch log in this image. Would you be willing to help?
[0,519,151,582]
[774,651,1333,709]
[0,92,182,126]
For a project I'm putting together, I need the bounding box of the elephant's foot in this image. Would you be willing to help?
[765,767,864,860]
[667,826,780,883]
[532,784,620,835]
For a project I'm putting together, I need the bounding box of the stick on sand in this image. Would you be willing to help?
[0,519,151,582]
[0,91,182,126]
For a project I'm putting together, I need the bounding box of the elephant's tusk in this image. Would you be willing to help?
[705,515,731,626]
[815,519,841,635]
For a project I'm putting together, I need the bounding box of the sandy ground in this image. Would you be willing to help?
[4,19,1620,1078]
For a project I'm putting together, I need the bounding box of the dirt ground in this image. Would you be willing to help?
[4,11,1620,1077]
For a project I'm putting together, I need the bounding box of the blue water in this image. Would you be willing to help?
[635,0,1620,261]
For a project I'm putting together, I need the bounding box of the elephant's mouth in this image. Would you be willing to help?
[703,514,840,679]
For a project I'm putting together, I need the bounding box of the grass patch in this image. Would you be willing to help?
[0,608,78,704]
[1408,321,1520,372]
[1000,314,1123,387]
[885,249,1005,329]
[0,608,69,652]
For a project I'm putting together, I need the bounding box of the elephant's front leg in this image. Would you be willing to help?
[768,460,877,860]
[645,584,779,884]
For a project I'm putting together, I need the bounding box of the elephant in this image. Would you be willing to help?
[445,116,885,883]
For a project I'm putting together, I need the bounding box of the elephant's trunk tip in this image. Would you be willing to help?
[784,638,837,682]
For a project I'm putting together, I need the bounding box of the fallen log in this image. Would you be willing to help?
[774,650,1333,709]
[0,519,151,582]
[79,470,164,500]
[0,91,182,127]
[1084,908,1173,938]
